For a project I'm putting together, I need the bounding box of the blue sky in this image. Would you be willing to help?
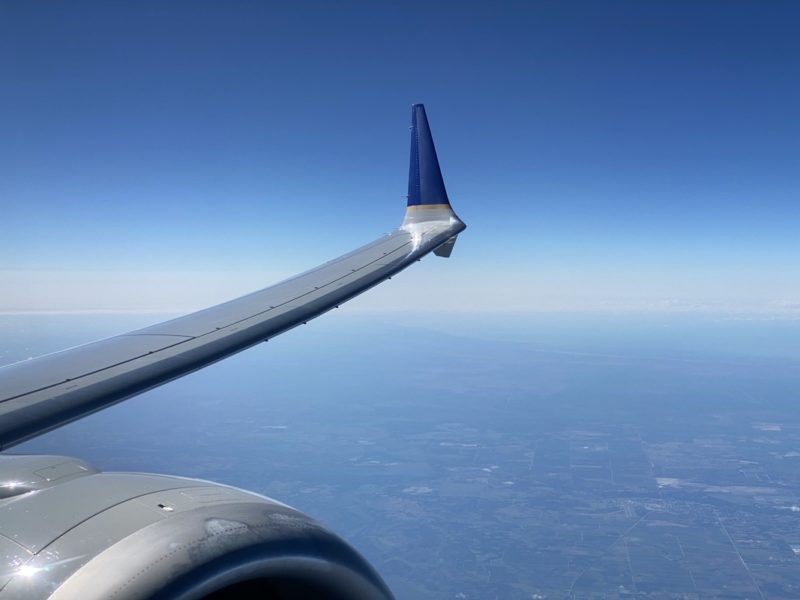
[3,1,800,313]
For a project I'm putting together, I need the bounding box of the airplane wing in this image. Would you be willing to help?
[0,103,465,450]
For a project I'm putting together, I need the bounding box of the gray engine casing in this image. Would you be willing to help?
[0,455,392,599]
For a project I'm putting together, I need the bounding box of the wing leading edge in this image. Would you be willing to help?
[0,104,465,450]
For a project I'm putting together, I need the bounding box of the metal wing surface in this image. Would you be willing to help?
[0,104,465,450]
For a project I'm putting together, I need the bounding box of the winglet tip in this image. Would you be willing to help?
[407,103,450,209]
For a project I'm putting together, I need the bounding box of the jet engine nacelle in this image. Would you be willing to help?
[0,455,393,599]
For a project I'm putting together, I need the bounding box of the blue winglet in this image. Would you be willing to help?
[407,104,450,207]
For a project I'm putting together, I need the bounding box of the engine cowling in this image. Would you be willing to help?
[0,455,393,599]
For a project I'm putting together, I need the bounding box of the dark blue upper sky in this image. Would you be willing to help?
[3,1,800,313]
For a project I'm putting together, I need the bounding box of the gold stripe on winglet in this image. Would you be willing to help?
[406,204,451,211]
